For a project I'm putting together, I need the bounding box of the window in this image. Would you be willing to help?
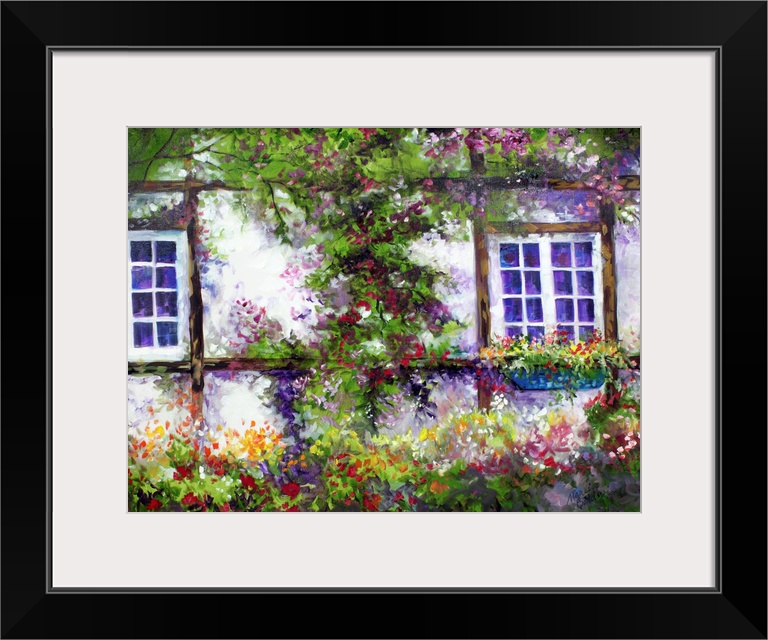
[487,233,603,341]
[127,230,189,362]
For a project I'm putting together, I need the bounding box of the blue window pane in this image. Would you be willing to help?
[155,291,178,317]
[523,271,541,295]
[574,242,592,267]
[558,325,575,341]
[501,270,522,295]
[499,244,519,268]
[132,292,153,317]
[522,244,540,268]
[526,297,543,322]
[130,241,152,263]
[156,322,178,346]
[527,326,545,340]
[553,270,573,295]
[579,325,595,341]
[578,299,595,322]
[133,322,153,348]
[576,271,594,296]
[156,267,177,289]
[555,298,574,322]
[155,241,177,263]
[505,325,523,338]
[551,242,572,267]
[131,266,153,290]
[503,298,523,323]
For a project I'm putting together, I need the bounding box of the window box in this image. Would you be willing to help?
[506,367,606,391]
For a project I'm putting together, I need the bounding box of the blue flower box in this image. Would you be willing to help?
[508,368,605,390]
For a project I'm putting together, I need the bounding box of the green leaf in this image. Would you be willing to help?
[259,161,295,181]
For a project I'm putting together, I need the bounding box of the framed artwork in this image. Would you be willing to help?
[3,1,765,638]
[126,126,641,515]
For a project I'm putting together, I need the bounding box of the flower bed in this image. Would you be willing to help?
[129,382,640,512]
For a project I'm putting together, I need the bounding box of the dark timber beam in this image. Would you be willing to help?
[185,191,206,393]
[599,201,619,342]
[129,175,640,195]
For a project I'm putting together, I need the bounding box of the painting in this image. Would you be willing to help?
[128,127,640,512]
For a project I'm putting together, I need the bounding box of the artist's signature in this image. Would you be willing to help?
[567,483,619,511]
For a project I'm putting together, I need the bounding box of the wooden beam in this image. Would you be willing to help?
[470,152,493,411]
[128,175,641,196]
[485,221,603,235]
[128,362,191,375]
[430,175,640,192]
[186,196,205,393]
[129,180,253,194]
[599,201,619,342]
[203,358,316,372]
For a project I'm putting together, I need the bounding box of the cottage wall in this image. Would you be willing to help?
[128,188,640,439]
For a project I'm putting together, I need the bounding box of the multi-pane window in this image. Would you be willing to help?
[128,231,189,361]
[489,233,603,341]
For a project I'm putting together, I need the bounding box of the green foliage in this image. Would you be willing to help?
[129,399,640,512]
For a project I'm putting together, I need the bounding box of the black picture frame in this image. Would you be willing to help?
[2,2,765,638]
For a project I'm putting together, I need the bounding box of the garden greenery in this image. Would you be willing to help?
[128,128,641,511]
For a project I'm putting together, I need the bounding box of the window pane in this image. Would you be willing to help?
[574,242,592,267]
[499,243,519,268]
[503,298,523,323]
[551,242,571,267]
[579,325,595,341]
[505,325,523,338]
[156,322,178,347]
[576,271,594,296]
[578,299,595,322]
[133,322,153,347]
[558,325,575,341]
[553,270,573,295]
[132,292,153,317]
[522,244,540,268]
[131,266,153,290]
[523,271,541,295]
[130,241,152,263]
[501,270,522,294]
[525,297,543,322]
[155,291,178,317]
[555,298,574,322]
[527,326,545,339]
[155,241,177,263]
[156,267,177,289]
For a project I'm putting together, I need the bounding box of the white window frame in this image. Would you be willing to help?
[487,232,604,341]
[127,230,190,362]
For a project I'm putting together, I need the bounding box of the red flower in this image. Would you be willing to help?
[240,474,257,491]
[146,499,162,511]
[173,466,193,480]
[281,482,301,499]
[181,493,200,506]
[363,492,382,511]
